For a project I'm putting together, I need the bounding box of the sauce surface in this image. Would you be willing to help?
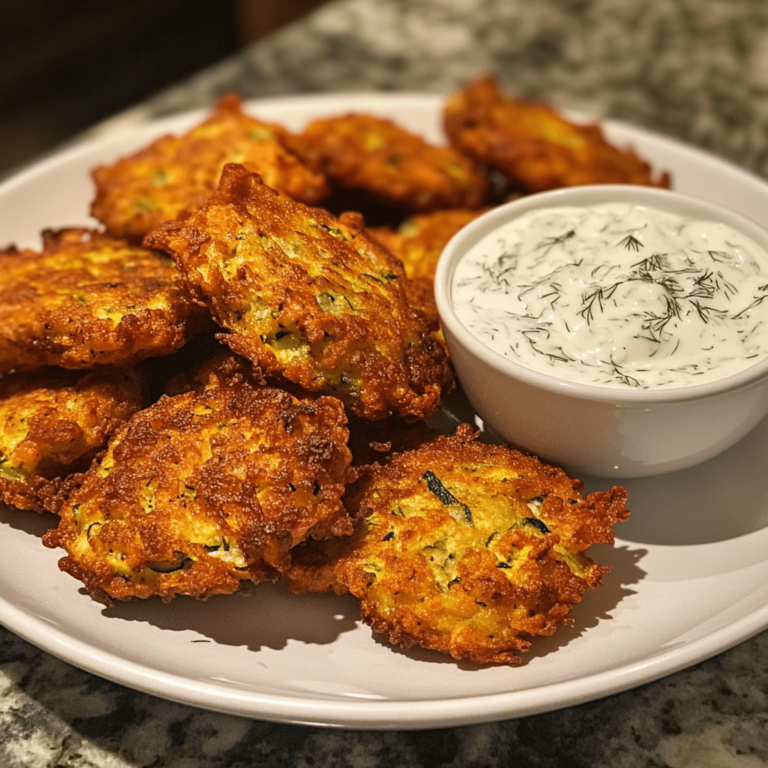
[451,202,768,388]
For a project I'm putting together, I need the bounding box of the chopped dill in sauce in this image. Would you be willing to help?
[451,203,768,388]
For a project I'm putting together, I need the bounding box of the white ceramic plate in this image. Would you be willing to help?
[1,93,768,730]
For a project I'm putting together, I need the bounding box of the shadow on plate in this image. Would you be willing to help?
[583,416,768,546]
[0,502,58,537]
[100,580,360,652]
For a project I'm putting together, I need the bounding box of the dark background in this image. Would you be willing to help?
[0,0,328,176]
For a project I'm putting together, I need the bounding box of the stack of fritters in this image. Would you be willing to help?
[0,79,646,665]
[0,226,203,514]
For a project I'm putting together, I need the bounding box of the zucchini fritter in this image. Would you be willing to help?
[371,208,489,329]
[286,112,490,213]
[0,228,205,373]
[145,163,455,421]
[444,75,670,193]
[287,425,629,666]
[370,208,488,282]
[402,276,441,333]
[91,93,329,241]
[0,367,146,512]
[43,383,355,602]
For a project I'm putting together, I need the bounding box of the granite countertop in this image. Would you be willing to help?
[3,0,768,765]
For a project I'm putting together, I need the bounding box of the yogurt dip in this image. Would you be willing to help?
[451,202,768,388]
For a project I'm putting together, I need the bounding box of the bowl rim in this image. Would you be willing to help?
[434,184,768,405]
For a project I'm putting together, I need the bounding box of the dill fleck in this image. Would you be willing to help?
[638,294,682,342]
[632,253,667,273]
[708,250,733,264]
[618,234,644,251]
[734,294,768,319]
[579,283,620,324]
[534,229,576,255]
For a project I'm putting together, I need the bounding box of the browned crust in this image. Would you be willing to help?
[43,382,356,601]
[91,93,329,241]
[444,75,671,193]
[369,208,489,282]
[285,424,629,666]
[0,366,147,512]
[285,112,490,212]
[0,228,206,373]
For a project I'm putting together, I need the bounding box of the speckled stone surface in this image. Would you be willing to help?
[119,0,768,178]
[3,0,768,765]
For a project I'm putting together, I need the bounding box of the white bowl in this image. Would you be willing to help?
[434,185,768,478]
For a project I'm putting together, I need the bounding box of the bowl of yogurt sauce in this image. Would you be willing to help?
[434,184,768,477]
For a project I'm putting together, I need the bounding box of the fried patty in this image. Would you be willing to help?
[444,75,670,193]
[370,209,488,344]
[0,228,206,373]
[43,382,355,601]
[286,424,629,666]
[285,112,489,213]
[0,366,147,512]
[370,208,488,282]
[91,93,329,241]
[145,163,455,421]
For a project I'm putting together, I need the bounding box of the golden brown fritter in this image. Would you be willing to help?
[286,424,629,666]
[43,382,355,602]
[145,163,455,421]
[91,93,329,241]
[401,276,440,333]
[162,342,338,414]
[285,112,490,213]
[0,366,147,513]
[370,209,488,343]
[370,208,488,282]
[444,75,671,193]
[0,228,206,373]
